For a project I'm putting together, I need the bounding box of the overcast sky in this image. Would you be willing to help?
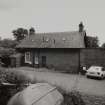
[0,0,105,45]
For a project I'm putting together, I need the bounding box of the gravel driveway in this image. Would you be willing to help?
[9,67,105,96]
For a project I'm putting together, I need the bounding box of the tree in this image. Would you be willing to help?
[0,39,18,48]
[12,28,28,41]
[101,43,105,48]
[85,36,99,48]
[0,39,17,67]
[0,47,15,57]
[29,27,35,35]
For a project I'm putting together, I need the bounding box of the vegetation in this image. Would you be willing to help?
[12,27,35,41]
[101,43,105,48]
[1,68,105,105]
[85,36,99,48]
[0,47,15,57]
[0,67,85,105]
[29,27,35,35]
[0,39,17,67]
[12,28,28,41]
[0,39,18,48]
[0,68,32,84]
[0,67,32,105]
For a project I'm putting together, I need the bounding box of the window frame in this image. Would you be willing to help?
[25,52,32,64]
[34,55,39,64]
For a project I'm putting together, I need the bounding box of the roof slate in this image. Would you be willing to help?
[16,31,86,48]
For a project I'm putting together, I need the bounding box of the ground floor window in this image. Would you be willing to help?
[42,56,46,67]
[25,52,31,64]
[35,55,39,64]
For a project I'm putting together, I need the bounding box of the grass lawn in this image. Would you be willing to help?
[6,67,105,105]
[8,67,105,96]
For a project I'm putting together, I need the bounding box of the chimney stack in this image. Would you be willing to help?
[79,22,84,32]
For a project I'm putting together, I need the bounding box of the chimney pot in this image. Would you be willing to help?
[79,22,84,32]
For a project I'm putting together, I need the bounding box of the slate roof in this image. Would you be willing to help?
[10,53,23,58]
[16,31,86,48]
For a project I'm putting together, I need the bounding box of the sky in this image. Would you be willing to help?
[0,0,105,45]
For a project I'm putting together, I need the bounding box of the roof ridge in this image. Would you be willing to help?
[36,31,79,35]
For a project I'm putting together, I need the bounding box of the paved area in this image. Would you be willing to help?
[9,67,105,96]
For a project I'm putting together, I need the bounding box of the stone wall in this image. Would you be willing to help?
[38,49,79,73]
[80,48,105,68]
[19,48,105,73]
[26,49,80,73]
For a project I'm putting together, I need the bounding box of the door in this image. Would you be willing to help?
[11,58,16,67]
[42,56,46,67]
[34,55,39,68]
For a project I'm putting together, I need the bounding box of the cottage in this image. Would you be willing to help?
[16,22,86,73]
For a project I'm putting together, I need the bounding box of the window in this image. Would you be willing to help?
[25,52,31,64]
[42,56,46,67]
[35,56,39,64]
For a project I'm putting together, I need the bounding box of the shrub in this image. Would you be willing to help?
[56,86,85,105]
[0,67,8,83]
[0,68,32,85]
[0,67,31,105]
[61,91,85,105]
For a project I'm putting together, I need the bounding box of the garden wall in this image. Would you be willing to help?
[80,48,105,68]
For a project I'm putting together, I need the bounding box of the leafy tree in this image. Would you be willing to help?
[0,47,15,57]
[29,27,35,35]
[0,39,17,56]
[12,28,28,41]
[101,43,105,48]
[0,47,15,67]
[0,39,17,67]
[85,36,99,48]
[0,39,18,48]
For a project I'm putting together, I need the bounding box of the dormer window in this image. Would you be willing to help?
[62,37,66,41]
[31,39,34,42]
[46,38,49,42]
[42,37,49,42]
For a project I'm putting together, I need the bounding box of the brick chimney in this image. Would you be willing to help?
[79,22,84,32]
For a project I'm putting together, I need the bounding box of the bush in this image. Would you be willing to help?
[0,67,8,83]
[61,91,85,105]
[6,72,29,84]
[0,68,32,84]
[56,86,85,105]
[0,67,31,105]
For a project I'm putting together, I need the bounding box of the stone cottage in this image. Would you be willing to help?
[16,22,86,73]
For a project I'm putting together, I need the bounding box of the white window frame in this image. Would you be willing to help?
[25,52,32,64]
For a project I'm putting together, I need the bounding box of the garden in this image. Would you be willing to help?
[0,67,105,105]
